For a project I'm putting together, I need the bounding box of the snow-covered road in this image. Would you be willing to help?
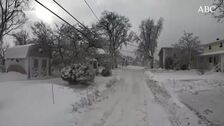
[76,69,171,126]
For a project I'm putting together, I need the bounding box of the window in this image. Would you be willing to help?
[93,61,97,69]
[220,42,223,47]
[209,57,213,63]
[16,59,19,63]
[42,59,47,68]
[34,59,39,68]
[173,54,176,58]
[209,45,212,50]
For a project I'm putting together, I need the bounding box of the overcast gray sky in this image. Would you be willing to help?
[26,0,224,56]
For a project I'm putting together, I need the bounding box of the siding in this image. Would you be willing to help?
[204,42,224,53]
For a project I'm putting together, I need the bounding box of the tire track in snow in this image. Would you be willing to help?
[77,69,172,126]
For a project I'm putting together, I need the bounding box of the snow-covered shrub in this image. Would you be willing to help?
[106,78,117,88]
[61,64,95,84]
[7,64,26,74]
[101,68,112,77]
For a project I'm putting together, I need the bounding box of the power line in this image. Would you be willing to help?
[52,0,93,34]
[83,0,100,21]
[34,0,81,33]
[34,0,90,39]
[91,0,103,13]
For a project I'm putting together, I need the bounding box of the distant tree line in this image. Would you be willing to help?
[2,0,223,70]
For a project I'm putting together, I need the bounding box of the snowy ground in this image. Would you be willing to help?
[2,68,223,126]
[0,72,119,126]
[146,69,224,126]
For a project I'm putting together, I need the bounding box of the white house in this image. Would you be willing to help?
[5,44,50,79]
[199,39,224,72]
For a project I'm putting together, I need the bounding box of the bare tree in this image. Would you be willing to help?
[173,31,201,69]
[53,23,81,66]
[31,22,54,57]
[212,0,224,22]
[12,30,29,45]
[96,11,132,68]
[0,0,28,64]
[52,23,104,67]
[137,17,163,68]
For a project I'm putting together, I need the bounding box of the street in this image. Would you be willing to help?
[76,69,171,126]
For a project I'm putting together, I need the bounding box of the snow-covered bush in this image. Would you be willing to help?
[61,64,95,84]
[7,64,26,74]
[101,68,112,77]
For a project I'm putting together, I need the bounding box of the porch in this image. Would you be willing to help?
[200,51,224,72]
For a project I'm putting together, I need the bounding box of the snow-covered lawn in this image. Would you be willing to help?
[126,65,145,70]
[146,69,224,126]
[0,72,119,126]
[0,72,27,82]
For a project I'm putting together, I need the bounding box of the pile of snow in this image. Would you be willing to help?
[0,72,27,82]
[71,76,119,113]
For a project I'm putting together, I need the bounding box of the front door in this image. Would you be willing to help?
[213,55,220,66]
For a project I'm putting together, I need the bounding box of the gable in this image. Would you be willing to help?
[5,44,50,59]
[5,44,34,59]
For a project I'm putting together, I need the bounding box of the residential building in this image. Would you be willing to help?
[5,44,51,79]
[199,39,224,72]
[159,47,178,69]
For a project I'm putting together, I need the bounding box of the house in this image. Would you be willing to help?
[199,39,224,72]
[5,44,51,78]
[159,47,178,69]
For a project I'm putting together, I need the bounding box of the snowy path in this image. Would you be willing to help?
[77,69,171,126]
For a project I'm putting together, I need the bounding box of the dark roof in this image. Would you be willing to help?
[159,47,175,56]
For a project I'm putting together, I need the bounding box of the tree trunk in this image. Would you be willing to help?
[59,48,66,66]
[188,49,192,69]
[114,54,118,68]
[151,57,154,68]
[110,52,114,69]
[150,51,154,68]
[0,37,4,65]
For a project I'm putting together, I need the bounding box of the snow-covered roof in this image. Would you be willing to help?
[202,39,224,46]
[5,44,34,59]
[200,50,224,56]
[96,48,106,54]
[85,57,97,61]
